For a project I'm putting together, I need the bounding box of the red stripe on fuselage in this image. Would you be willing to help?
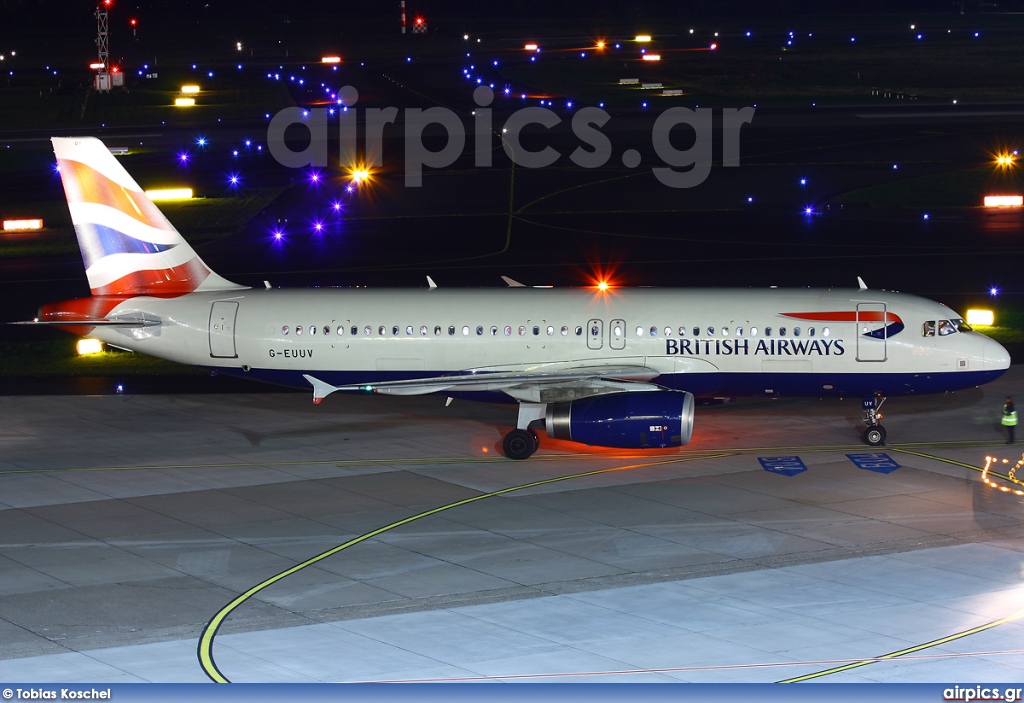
[780,311,903,324]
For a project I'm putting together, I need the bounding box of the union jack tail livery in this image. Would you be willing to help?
[51,137,244,297]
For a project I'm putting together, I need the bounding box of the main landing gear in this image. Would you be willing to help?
[503,403,545,460]
[862,395,887,446]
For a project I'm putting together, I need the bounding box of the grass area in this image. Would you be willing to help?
[0,71,293,130]
[0,339,200,377]
[496,15,1024,107]
[831,168,1024,208]
[0,186,289,258]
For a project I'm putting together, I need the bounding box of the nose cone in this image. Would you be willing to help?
[983,334,1012,371]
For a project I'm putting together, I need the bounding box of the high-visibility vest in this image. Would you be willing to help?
[1003,405,1018,426]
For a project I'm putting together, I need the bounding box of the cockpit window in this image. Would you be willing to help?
[938,319,956,336]
[922,321,935,337]
[953,318,972,332]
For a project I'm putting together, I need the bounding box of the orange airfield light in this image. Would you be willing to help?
[524,43,538,51]
[642,54,662,61]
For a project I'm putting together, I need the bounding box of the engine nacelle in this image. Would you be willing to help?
[545,390,695,449]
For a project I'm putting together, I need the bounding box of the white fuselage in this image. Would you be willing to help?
[83,286,1010,400]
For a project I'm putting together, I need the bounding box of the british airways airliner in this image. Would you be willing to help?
[26,137,1012,459]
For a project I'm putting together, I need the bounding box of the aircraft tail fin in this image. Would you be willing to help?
[51,137,246,297]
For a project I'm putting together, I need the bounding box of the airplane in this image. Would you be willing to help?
[23,136,1012,460]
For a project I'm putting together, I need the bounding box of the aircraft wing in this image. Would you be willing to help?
[11,318,160,328]
[303,364,661,404]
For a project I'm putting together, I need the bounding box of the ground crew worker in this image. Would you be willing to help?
[1003,396,1017,444]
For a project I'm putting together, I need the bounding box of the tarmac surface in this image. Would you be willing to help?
[0,368,1022,683]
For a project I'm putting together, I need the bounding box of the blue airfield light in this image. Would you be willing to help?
[581,52,586,58]
[990,287,999,297]
[177,151,190,163]
[747,196,754,203]
[800,178,807,185]
[615,43,620,49]
[599,102,604,108]
[232,150,239,157]
[332,200,343,212]
[476,78,482,83]
[975,32,980,37]
[406,57,412,62]
[245,139,252,147]
[329,108,335,115]
[313,221,324,233]
[850,37,856,42]
[923,213,929,220]
[196,136,207,148]
[917,34,922,40]
[893,164,898,169]
[493,60,498,66]
[804,206,814,215]
[530,56,536,62]
[308,169,321,184]
[642,102,648,108]
[504,87,510,95]
[272,229,284,240]
[567,101,573,108]
[228,173,240,187]
[746,31,751,37]
[208,71,214,77]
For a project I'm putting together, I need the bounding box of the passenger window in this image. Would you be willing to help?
[323,326,330,336]
[750,327,757,336]
[532,326,540,336]
[636,326,644,337]
[491,326,498,336]
[296,326,303,335]
[463,326,470,336]
[336,326,344,336]
[406,325,413,335]
[575,326,583,336]
[448,326,456,336]
[545,325,553,335]
[793,327,800,337]
[421,326,428,336]
[722,327,729,336]
[707,326,714,336]
[379,326,386,335]
[679,326,686,336]
[736,327,743,336]
[779,327,787,336]
[822,327,829,337]
[613,325,622,337]
[282,325,289,335]
[922,321,935,337]
[650,326,658,337]
[765,327,772,336]
[664,326,672,337]
[392,326,399,336]
[476,326,484,335]
[693,326,700,336]
[363,325,371,336]
[434,325,441,335]
[505,326,512,336]
[808,327,815,337]
[519,326,526,336]
[561,326,568,336]
[310,325,317,336]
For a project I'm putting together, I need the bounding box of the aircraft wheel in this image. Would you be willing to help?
[503,429,536,460]
[865,425,887,446]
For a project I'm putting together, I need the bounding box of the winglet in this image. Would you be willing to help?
[857,276,868,291]
[303,374,340,405]
[426,276,437,289]
[501,276,526,287]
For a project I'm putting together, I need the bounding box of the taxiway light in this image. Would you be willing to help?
[145,188,193,201]
[351,167,371,184]
[89,62,105,70]
[77,338,103,355]
[995,154,1016,168]
[321,56,341,64]
[635,35,652,43]
[966,310,994,326]
[524,43,538,51]
[709,43,718,50]
[175,98,196,107]
[642,54,661,61]
[596,41,605,49]
[180,85,200,94]
[3,218,43,231]
[597,281,609,291]
[984,195,1023,207]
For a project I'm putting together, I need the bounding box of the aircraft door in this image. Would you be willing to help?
[856,302,887,362]
[209,301,239,358]
[610,319,626,350]
[587,319,603,350]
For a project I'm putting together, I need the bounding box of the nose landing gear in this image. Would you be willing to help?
[862,395,887,446]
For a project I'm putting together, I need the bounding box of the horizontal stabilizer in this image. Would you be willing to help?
[11,318,160,328]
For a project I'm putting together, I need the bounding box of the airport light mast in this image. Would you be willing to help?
[94,1,110,90]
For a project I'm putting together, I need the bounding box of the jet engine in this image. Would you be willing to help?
[545,390,695,449]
